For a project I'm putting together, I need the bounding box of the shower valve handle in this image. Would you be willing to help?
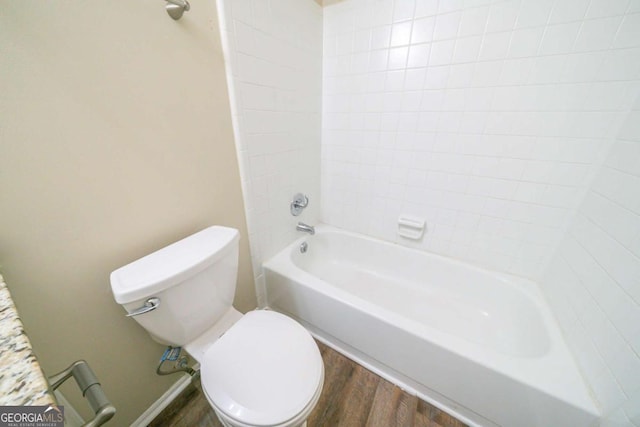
[290,193,309,216]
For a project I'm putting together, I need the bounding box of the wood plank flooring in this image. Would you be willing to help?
[149,341,468,427]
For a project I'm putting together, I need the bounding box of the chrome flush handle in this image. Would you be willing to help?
[126,297,160,317]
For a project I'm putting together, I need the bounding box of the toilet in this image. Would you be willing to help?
[109,226,324,427]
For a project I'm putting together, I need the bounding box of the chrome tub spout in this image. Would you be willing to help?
[296,222,315,235]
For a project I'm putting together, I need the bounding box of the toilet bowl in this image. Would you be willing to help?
[200,310,323,427]
[109,226,324,427]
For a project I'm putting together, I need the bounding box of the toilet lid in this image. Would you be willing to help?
[201,310,323,426]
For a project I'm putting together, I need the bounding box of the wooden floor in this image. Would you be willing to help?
[149,341,468,427]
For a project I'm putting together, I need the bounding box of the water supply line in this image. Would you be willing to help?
[156,347,196,377]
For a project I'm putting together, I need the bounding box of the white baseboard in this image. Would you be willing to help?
[130,370,199,427]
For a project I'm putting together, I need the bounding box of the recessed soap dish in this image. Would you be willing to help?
[397,215,426,240]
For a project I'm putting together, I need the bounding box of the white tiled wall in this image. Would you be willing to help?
[542,96,640,426]
[321,0,640,279]
[216,0,323,304]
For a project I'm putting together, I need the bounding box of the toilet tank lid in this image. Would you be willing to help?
[110,226,239,305]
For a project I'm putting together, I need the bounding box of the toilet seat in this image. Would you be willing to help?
[200,310,324,427]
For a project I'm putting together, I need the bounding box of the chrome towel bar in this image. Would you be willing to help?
[48,360,115,427]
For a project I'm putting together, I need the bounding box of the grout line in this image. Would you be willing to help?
[592,186,640,217]
[577,206,640,267]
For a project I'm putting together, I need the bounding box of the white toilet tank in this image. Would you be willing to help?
[110,226,240,346]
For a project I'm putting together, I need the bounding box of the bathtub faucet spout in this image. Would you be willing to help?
[296,222,315,235]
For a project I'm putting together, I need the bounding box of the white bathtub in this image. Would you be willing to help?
[263,225,599,427]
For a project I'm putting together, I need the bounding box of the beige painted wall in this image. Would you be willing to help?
[0,1,255,424]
